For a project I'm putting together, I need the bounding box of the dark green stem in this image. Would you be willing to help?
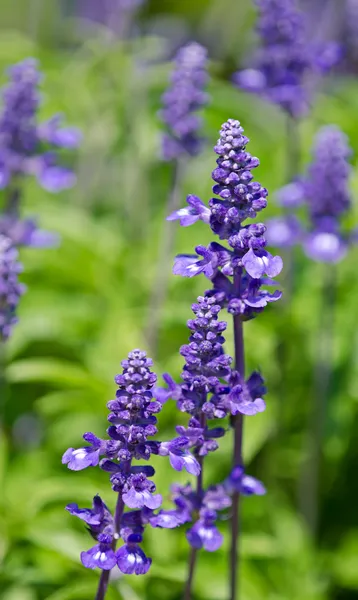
[299,266,335,536]
[230,268,245,600]
[183,412,206,600]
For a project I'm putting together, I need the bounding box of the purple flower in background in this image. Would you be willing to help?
[267,125,354,263]
[225,466,266,496]
[0,59,80,197]
[160,42,209,161]
[0,235,26,340]
[234,0,341,117]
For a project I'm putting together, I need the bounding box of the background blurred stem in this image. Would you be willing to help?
[275,115,300,435]
[183,452,204,600]
[299,265,336,536]
[230,268,245,600]
[146,158,186,356]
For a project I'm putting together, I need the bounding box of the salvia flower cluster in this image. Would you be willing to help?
[153,295,266,550]
[170,119,283,318]
[0,58,81,339]
[267,125,354,263]
[160,42,209,161]
[63,349,200,576]
[0,235,25,340]
[0,58,81,196]
[234,0,341,117]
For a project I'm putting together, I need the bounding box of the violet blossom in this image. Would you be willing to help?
[0,235,25,340]
[234,0,341,117]
[167,118,281,600]
[267,125,354,263]
[63,349,199,589]
[160,42,209,161]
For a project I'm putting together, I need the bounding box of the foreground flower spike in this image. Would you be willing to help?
[267,125,354,263]
[234,0,341,118]
[64,349,199,599]
[0,236,25,340]
[169,119,282,600]
[160,42,209,161]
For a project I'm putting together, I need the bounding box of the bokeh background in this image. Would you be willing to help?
[1,1,358,599]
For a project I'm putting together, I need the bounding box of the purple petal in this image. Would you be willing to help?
[62,447,100,471]
[38,165,76,193]
[276,182,304,208]
[81,545,116,570]
[264,253,283,277]
[28,229,60,248]
[116,545,151,575]
[241,475,266,496]
[173,254,201,277]
[0,164,10,189]
[234,68,266,92]
[304,232,347,263]
[242,248,265,279]
[266,217,302,248]
[123,487,162,510]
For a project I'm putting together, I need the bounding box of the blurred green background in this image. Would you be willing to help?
[1,1,358,599]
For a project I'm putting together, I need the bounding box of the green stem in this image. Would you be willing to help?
[299,266,335,536]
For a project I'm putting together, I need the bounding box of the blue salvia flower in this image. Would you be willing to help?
[0,58,81,196]
[160,42,209,161]
[153,295,265,551]
[63,349,199,583]
[234,0,341,117]
[0,235,25,340]
[171,119,283,314]
[167,119,281,598]
[267,125,354,263]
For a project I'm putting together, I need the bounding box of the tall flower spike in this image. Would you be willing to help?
[0,235,25,340]
[267,125,354,263]
[160,42,209,161]
[234,0,341,117]
[153,293,265,600]
[168,119,281,600]
[63,349,199,598]
[0,58,81,198]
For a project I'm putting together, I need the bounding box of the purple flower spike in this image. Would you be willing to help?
[160,42,209,160]
[116,535,152,575]
[268,125,354,263]
[167,195,211,227]
[62,433,104,471]
[234,0,341,117]
[0,235,26,340]
[64,350,185,582]
[186,509,223,552]
[0,59,80,195]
